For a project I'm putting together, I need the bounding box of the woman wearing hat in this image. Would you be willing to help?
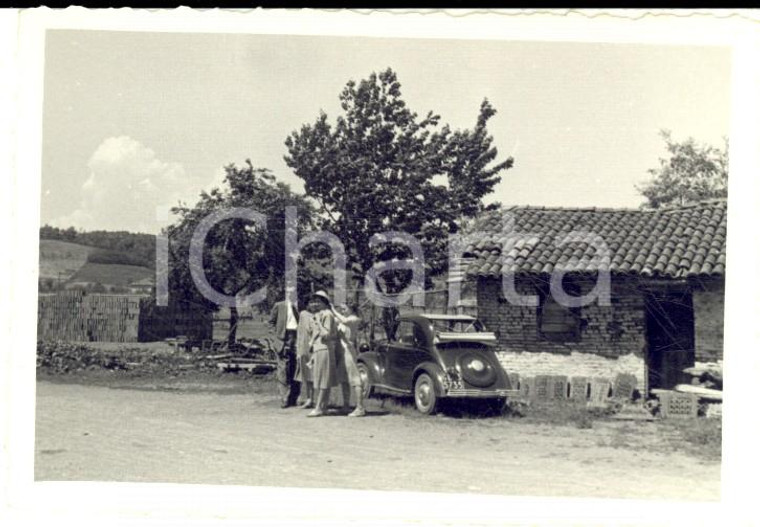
[305,291,338,417]
[332,303,366,417]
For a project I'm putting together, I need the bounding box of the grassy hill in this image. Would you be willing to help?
[39,225,155,269]
[38,239,95,281]
[68,262,153,287]
[39,239,153,289]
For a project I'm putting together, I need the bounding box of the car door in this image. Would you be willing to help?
[386,320,431,391]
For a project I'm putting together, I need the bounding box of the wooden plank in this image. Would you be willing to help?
[674,384,722,401]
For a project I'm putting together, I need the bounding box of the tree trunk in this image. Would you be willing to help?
[228,306,239,349]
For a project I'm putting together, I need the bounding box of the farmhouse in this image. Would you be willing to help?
[129,276,155,295]
[463,199,726,394]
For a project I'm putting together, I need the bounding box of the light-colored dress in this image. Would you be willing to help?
[294,310,313,383]
[308,309,338,390]
[336,316,362,387]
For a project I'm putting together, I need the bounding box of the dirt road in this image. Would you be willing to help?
[34,380,720,500]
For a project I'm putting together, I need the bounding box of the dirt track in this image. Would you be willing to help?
[34,380,720,500]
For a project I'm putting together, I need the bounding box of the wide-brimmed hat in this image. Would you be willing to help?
[309,290,332,306]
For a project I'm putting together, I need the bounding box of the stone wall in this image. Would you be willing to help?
[476,276,648,387]
[692,279,725,362]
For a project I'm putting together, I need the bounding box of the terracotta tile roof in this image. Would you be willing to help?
[464,200,727,279]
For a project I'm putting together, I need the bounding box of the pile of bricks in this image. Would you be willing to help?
[512,372,638,406]
[37,291,141,342]
[37,291,212,343]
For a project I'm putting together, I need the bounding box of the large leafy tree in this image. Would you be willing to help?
[638,130,728,209]
[166,160,315,345]
[284,68,513,300]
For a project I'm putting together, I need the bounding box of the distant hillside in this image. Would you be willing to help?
[38,239,96,282]
[39,225,156,269]
[87,247,153,267]
[68,262,153,288]
[38,239,153,293]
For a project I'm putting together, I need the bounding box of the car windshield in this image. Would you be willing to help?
[429,318,487,334]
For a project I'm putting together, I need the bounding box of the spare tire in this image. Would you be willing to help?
[457,351,497,388]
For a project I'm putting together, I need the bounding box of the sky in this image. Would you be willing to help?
[41,30,731,234]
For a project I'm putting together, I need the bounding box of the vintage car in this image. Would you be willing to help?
[357,313,514,415]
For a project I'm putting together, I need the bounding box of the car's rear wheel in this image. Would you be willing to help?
[356,362,373,399]
[414,373,438,415]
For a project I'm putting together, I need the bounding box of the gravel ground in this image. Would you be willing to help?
[34,376,720,501]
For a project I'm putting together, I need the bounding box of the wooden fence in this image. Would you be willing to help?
[37,291,211,343]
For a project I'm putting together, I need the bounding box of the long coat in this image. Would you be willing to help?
[294,310,314,383]
[269,301,299,341]
[308,309,338,389]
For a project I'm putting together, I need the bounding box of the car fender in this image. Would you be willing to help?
[485,350,512,388]
[412,362,447,396]
[356,352,384,385]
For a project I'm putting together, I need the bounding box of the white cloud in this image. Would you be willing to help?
[52,136,219,233]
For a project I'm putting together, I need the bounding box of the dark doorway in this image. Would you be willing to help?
[645,289,695,390]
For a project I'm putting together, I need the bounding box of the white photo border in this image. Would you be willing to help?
[4,8,760,526]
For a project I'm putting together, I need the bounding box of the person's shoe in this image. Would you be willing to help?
[306,409,324,417]
[299,399,314,409]
[280,401,290,409]
[347,407,366,417]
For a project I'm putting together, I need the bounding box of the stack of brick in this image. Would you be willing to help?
[37,291,141,342]
[37,291,212,343]
[511,373,641,408]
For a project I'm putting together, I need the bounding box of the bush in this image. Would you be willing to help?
[86,248,149,267]
[36,341,197,375]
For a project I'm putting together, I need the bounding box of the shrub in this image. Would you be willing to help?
[87,248,149,267]
[36,341,197,375]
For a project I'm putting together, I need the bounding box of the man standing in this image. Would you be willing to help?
[269,286,300,408]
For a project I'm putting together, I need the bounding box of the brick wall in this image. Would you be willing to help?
[692,279,725,362]
[477,276,647,386]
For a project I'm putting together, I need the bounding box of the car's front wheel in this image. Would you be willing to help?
[414,373,438,415]
[356,362,373,399]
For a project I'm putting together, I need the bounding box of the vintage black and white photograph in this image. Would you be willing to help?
[5,8,760,526]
